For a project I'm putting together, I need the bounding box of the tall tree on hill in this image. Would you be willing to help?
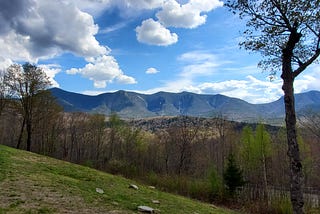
[5,63,51,151]
[226,1,320,213]
[0,70,11,117]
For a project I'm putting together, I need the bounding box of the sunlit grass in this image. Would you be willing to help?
[0,144,237,213]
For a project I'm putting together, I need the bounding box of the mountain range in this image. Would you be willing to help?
[50,88,320,123]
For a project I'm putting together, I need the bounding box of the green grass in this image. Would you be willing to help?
[0,145,237,214]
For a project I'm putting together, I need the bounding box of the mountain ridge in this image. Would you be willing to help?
[49,87,320,122]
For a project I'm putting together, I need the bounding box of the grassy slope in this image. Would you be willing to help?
[0,145,236,214]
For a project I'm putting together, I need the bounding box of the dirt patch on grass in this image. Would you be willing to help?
[0,172,130,213]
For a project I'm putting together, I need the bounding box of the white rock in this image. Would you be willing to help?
[129,184,139,190]
[95,188,104,194]
[138,205,154,213]
[152,200,160,204]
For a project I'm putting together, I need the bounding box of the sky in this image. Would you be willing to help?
[0,0,319,104]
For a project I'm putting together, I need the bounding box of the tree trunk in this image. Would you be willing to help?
[262,152,268,202]
[282,78,304,214]
[26,118,32,151]
[281,27,304,214]
[17,116,26,149]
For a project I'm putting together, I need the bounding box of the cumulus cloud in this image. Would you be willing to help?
[294,64,320,93]
[0,0,106,62]
[199,76,283,103]
[135,18,178,46]
[146,67,160,74]
[156,0,223,28]
[39,64,61,88]
[135,0,223,45]
[66,55,136,88]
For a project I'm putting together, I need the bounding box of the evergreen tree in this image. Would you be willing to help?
[223,153,245,196]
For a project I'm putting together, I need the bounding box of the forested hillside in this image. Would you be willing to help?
[1,106,319,212]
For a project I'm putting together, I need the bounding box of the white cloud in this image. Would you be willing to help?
[140,75,283,104]
[294,64,320,93]
[39,64,61,88]
[146,67,160,74]
[68,0,165,18]
[156,0,223,28]
[199,76,283,103]
[70,0,112,16]
[0,0,107,62]
[135,0,223,46]
[136,50,287,104]
[139,78,197,94]
[82,90,111,96]
[135,18,178,46]
[0,31,35,63]
[178,51,220,77]
[66,54,136,88]
[119,0,164,10]
[0,57,13,71]
[116,74,137,84]
[178,51,216,62]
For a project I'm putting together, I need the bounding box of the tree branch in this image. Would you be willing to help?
[293,49,320,78]
[270,0,292,30]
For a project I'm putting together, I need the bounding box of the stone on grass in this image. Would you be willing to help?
[129,184,139,190]
[152,200,160,204]
[138,205,154,213]
[95,188,104,194]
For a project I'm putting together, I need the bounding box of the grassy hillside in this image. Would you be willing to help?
[0,145,236,214]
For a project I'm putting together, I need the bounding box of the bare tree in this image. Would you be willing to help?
[213,114,231,176]
[5,63,51,151]
[226,1,320,213]
[167,116,200,175]
[0,69,11,117]
[299,110,320,141]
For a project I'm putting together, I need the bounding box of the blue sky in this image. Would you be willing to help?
[1,0,319,104]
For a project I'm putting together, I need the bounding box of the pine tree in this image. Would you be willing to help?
[223,153,245,196]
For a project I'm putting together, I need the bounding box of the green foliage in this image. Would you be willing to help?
[108,112,123,129]
[270,196,293,214]
[297,135,314,184]
[240,124,271,182]
[241,124,271,164]
[240,126,255,170]
[208,166,224,199]
[255,124,272,158]
[223,153,245,196]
